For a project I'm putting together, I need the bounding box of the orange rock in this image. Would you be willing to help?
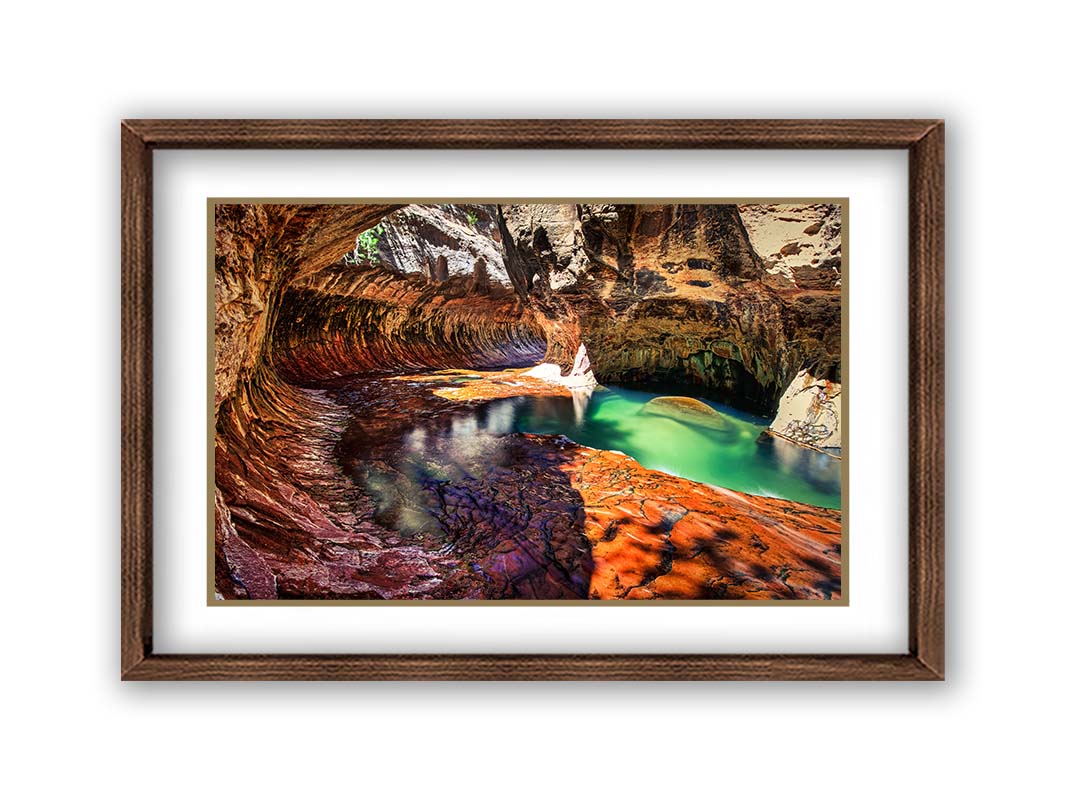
[559,445,840,600]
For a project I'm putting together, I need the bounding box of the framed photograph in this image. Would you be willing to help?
[122,119,943,680]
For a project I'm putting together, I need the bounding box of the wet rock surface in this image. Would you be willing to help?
[573,442,840,600]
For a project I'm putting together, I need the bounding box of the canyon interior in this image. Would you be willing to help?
[213,201,844,601]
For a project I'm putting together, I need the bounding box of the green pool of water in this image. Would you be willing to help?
[509,385,840,509]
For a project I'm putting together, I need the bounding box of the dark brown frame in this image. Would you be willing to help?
[121,119,944,680]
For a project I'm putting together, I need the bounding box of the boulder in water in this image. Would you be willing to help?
[523,362,564,381]
[639,396,731,431]
[523,342,598,389]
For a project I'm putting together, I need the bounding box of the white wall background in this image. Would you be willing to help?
[2,1,1063,797]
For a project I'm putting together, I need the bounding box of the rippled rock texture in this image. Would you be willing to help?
[574,443,839,600]
[214,203,400,413]
[214,202,842,601]
[273,266,545,384]
[214,203,542,599]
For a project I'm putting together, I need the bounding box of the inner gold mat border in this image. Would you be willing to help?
[206,198,849,607]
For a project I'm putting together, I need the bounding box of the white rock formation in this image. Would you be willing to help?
[524,343,598,389]
[769,370,842,451]
[738,203,842,286]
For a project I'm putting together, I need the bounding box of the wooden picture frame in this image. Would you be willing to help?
[121,119,944,680]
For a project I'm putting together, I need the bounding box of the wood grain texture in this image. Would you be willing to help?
[123,654,940,681]
[121,118,942,150]
[908,123,946,678]
[121,122,153,674]
[120,119,945,681]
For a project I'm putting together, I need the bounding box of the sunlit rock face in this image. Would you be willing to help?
[497,203,841,414]
[346,204,510,287]
[574,444,840,600]
[499,203,763,293]
[738,203,842,288]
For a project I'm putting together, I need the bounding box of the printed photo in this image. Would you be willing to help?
[213,202,843,601]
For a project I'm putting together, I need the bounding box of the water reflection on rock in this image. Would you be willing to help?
[346,395,595,598]
[570,384,594,425]
[759,435,842,499]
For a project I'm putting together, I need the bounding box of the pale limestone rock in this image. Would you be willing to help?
[769,370,842,450]
[738,203,842,287]
[524,343,598,389]
[523,362,564,381]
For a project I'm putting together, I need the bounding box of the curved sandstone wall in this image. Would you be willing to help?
[214,203,553,598]
[214,203,402,414]
[273,265,545,385]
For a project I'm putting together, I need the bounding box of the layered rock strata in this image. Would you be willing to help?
[273,264,545,384]
[214,203,400,415]
[214,204,557,599]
